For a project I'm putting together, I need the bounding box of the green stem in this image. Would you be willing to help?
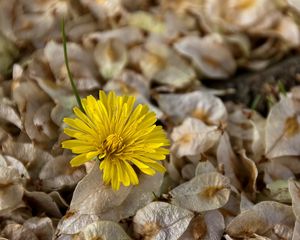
[61,18,84,111]
[250,94,262,110]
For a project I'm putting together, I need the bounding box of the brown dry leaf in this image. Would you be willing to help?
[69,162,132,216]
[133,201,194,240]
[174,35,237,78]
[0,0,68,47]
[171,118,221,158]
[24,190,62,218]
[165,154,183,183]
[265,96,300,158]
[23,217,54,240]
[157,91,227,125]
[0,181,23,215]
[0,155,24,215]
[201,0,278,32]
[80,221,131,240]
[3,155,30,181]
[261,161,294,184]
[128,11,166,34]
[12,80,53,143]
[140,41,196,89]
[217,133,241,190]
[98,172,163,221]
[64,15,98,43]
[56,211,100,235]
[283,155,299,173]
[240,192,255,212]
[293,220,300,240]
[237,150,258,195]
[44,41,100,91]
[30,66,78,127]
[264,180,291,204]
[38,155,85,192]
[181,163,196,180]
[170,172,231,212]
[104,70,150,99]
[83,27,144,48]
[288,0,300,13]
[94,38,127,80]
[80,0,122,21]
[1,223,38,240]
[226,201,295,239]
[179,210,225,240]
[272,223,294,240]
[33,102,58,140]
[271,16,300,47]
[2,139,54,180]
[103,70,164,117]
[195,161,217,176]
[288,179,300,219]
[227,108,266,162]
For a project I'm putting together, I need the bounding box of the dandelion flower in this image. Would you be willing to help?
[62,91,170,190]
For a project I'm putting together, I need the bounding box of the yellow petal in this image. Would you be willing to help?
[70,154,90,167]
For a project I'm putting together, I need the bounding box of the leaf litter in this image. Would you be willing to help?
[0,0,300,239]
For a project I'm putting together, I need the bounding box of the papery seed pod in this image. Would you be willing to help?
[170,172,231,212]
[133,201,193,240]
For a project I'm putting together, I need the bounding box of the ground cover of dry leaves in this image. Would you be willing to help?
[1,0,300,239]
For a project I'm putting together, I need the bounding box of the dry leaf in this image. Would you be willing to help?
[174,35,237,78]
[171,118,221,158]
[133,201,193,240]
[80,221,131,240]
[170,172,231,212]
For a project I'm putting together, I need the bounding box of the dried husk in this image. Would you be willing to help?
[171,118,221,158]
[174,34,237,78]
[83,27,143,48]
[264,180,291,204]
[24,190,62,218]
[195,161,217,176]
[69,162,131,216]
[170,172,231,212]
[157,91,227,125]
[217,133,241,190]
[80,221,131,240]
[0,155,24,214]
[288,179,300,219]
[23,217,54,240]
[226,201,295,239]
[265,96,300,158]
[56,211,100,235]
[128,11,166,34]
[38,155,85,192]
[12,80,54,143]
[139,41,196,89]
[94,38,127,80]
[1,223,39,240]
[133,201,194,240]
[179,210,225,240]
[44,41,100,91]
[98,172,163,221]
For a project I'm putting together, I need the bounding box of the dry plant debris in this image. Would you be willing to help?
[1,0,300,239]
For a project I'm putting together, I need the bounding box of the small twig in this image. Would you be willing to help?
[61,18,84,111]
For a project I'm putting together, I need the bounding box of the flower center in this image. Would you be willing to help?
[102,133,124,156]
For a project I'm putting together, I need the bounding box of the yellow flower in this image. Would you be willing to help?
[62,91,170,190]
